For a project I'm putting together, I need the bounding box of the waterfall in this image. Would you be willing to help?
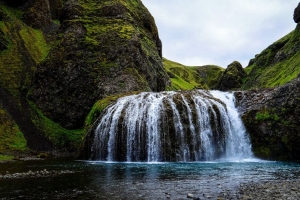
[91,90,253,162]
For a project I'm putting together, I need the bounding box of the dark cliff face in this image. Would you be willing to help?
[29,0,170,129]
[235,77,300,161]
[0,0,169,154]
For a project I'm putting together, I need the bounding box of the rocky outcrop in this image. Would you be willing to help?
[235,76,300,161]
[22,0,52,29]
[294,2,300,23]
[217,61,246,91]
[29,0,170,129]
[0,0,169,155]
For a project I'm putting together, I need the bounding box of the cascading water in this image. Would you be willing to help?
[91,90,253,162]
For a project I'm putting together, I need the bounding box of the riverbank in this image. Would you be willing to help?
[238,180,300,200]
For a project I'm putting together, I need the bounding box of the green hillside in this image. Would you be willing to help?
[243,24,300,89]
[163,58,224,90]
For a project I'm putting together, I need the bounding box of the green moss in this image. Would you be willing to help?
[163,58,224,90]
[124,68,149,89]
[243,29,300,89]
[255,110,280,121]
[28,101,85,148]
[0,154,14,161]
[85,92,141,127]
[1,5,23,19]
[0,107,27,153]
[20,28,51,63]
[0,5,52,98]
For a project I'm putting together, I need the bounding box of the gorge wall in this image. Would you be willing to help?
[235,76,300,161]
[1,0,300,162]
[0,0,170,156]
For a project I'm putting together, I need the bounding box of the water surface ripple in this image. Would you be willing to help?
[1,159,300,199]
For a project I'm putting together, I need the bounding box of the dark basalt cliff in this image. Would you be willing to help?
[0,0,169,156]
[29,0,170,129]
[235,76,300,161]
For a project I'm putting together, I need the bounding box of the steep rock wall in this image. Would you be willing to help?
[0,0,169,155]
[29,0,170,129]
[235,76,300,161]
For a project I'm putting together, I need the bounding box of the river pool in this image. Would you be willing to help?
[0,158,300,199]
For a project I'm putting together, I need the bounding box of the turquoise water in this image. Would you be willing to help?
[0,159,300,199]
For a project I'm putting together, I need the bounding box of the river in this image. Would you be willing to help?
[1,158,300,199]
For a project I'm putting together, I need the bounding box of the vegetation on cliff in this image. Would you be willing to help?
[29,0,170,130]
[235,76,300,161]
[1,0,300,163]
[0,0,170,158]
[163,58,224,90]
[243,24,300,89]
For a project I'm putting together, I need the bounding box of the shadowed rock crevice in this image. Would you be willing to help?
[0,86,54,151]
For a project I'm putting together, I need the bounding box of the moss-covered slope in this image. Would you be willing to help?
[163,58,224,90]
[29,0,170,129]
[243,23,300,89]
[0,0,170,157]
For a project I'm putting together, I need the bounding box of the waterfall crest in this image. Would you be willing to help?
[91,90,253,162]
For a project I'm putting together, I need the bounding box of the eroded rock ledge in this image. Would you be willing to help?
[235,76,300,161]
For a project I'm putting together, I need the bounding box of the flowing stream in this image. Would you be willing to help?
[90,90,253,162]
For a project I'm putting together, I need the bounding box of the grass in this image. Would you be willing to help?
[0,5,52,98]
[163,58,224,90]
[0,108,27,153]
[29,101,85,148]
[243,28,300,89]
[0,154,14,161]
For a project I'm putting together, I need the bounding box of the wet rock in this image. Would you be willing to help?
[187,193,193,198]
[0,169,75,179]
[235,76,300,161]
